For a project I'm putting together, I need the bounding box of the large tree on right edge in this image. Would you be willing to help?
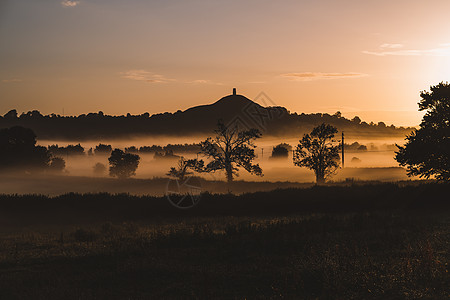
[395,82,450,180]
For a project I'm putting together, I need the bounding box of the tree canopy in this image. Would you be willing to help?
[199,121,262,182]
[395,82,450,180]
[108,149,140,179]
[0,126,54,172]
[293,123,340,184]
[271,143,291,159]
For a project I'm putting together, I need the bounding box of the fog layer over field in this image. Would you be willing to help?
[0,136,415,196]
[40,136,408,179]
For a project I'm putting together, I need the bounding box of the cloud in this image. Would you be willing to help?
[281,72,368,81]
[363,43,450,57]
[247,81,267,84]
[380,43,404,49]
[61,1,80,7]
[2,78,22,83]
[121,70,173,83]
[186,79,223,85]
[122,71,223,85]
[189,80,209,84]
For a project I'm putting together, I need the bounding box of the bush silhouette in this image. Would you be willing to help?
[271,143,291,159]
[351,157,361,164]
[93,162,107,176]
[49,157,66,172]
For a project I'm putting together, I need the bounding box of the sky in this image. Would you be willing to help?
[1,0,449,126]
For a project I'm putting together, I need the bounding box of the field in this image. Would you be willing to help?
[0,182,449,299]
[0,166,414,197]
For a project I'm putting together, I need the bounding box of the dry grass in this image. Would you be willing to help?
[0,183,449,299]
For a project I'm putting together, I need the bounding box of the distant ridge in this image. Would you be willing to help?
[0,89,414,140]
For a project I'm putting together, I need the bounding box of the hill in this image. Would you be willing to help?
[0,89,415,140]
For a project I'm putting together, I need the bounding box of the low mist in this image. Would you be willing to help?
[0,135,415,196]
[51,136,407,179]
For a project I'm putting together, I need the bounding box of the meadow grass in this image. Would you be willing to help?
[0,182,448,299]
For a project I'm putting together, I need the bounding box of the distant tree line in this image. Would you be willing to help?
[125,143,201,154]
[47,143,201,157]
[344,142,367,151]
[43,139,376,164]
[0,107,414,140]
[48,144,85,156]
[0,126,142,178]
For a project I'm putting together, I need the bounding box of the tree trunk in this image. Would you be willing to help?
[316,173,325,184]
[226,166,233,183]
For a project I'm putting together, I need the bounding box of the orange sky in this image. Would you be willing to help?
[1,0,449,126]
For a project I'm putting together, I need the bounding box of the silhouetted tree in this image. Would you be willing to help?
[3,109,18,120]
[357,145,367,151]
[395,82,450,180]
[125,146,139,154]
[167,157,204,181]
[67,144,84,155]
[293,123,340,184]
[378,121,386,128]
[351,116,361,124]
[199,121,262,182]
[95,144,112,155]
[271,143,290,159]
[93,162,106,176]
[108,149,140,179]
[0,126,52,172]
[49,157,66,172]
[48,144,84,156]
[333,111,342,118]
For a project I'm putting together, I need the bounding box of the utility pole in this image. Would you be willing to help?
[261,148,264,159]
[341,132,345,168]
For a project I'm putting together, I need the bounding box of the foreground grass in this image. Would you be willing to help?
[0,182,449,299]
